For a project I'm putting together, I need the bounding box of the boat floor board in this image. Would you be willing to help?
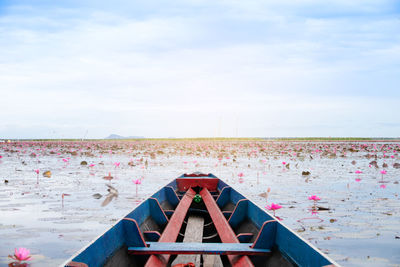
[103,246,141,267]
[171,215,204,266]
[203,254,224,267]
[160,200,174,211]
[250,251,295,267]
[221,202,236,212]
[235,219,259,243]
[141,217,162,233]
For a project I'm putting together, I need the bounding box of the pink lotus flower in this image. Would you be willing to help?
[114,162,120,167]
[308,195,321,201]
[34,169,39,174]
[355,178,361,182]
[266,203,282,217]
[238,172,244,177]
[89,164,95,167]
[380,170,387,175]
[282,161,286,165]
[62,158,68,162]
[380,184,386,189]
[265,203,282,211]
[9,247,31,262]
[355,170,362,174]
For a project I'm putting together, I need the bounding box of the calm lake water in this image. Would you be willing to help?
[0,140,399,266]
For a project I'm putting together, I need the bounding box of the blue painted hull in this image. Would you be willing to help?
[63,173,338,267]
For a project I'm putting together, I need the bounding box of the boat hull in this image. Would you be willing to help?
[63,173,337,267]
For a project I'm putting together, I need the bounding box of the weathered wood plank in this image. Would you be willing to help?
[171,215,204,266]
[183,216,204,242]
[203,254,224,267]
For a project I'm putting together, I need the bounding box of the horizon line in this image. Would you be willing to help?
[2,137,400,141]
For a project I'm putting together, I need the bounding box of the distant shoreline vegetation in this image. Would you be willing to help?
[2,137,400,142]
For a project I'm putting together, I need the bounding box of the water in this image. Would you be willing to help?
[0,140,399,266]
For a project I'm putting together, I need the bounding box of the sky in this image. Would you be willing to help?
[0,0,399,139]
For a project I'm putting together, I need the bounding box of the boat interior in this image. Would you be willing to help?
[66,173,333,267]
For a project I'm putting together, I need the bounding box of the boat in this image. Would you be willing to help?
[63,173,338,267]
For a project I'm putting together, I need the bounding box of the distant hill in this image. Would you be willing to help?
[105,134,145,139]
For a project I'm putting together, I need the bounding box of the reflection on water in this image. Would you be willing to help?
[0,140,399,266]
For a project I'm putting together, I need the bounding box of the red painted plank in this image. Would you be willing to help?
[200,188,255,267]
[176,178,219,191]
[144,188,196,267]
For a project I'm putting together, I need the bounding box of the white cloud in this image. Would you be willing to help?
[0,0,399,138]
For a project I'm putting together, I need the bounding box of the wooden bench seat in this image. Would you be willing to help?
[128,242,271,255]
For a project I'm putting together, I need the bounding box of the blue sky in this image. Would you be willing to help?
[0,0,399,138]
